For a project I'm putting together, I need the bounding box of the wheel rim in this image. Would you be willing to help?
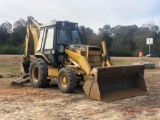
[60,73,68,87]
[32,66,40,81]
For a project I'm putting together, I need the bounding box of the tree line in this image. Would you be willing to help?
[82,21,160,56]
[0,19,26,54]
[0,19,160,56]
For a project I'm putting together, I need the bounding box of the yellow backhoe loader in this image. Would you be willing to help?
[12,16,147,101]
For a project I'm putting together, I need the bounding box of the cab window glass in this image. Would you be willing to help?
[45,27,54,49]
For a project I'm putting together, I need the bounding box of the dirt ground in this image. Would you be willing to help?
[0,55,160,120]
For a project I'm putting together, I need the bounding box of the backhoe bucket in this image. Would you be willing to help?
[83,65,147,101]
[20,61,30,74]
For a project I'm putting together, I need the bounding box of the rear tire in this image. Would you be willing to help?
[29,58,49,88]
[58,67,77,93]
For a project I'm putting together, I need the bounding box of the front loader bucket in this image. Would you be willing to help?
[83,65,147,101]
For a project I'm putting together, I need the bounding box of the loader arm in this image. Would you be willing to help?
[65,49,91,74]
[65,42,113,75]
[101,41,112,67]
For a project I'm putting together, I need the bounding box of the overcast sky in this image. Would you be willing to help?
[0,0,160,33]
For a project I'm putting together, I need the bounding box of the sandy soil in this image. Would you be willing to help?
[0,55,160,120]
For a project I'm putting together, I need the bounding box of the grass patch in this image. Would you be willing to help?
[113,62,132,66]
[0,65,20,76]
[112,61,133,66]
[0,65,19,69]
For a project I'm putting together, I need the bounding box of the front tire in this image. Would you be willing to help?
[29,58,49,88]
[58,68,77,93]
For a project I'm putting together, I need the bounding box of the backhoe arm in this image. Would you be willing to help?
[21,16,41,74]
